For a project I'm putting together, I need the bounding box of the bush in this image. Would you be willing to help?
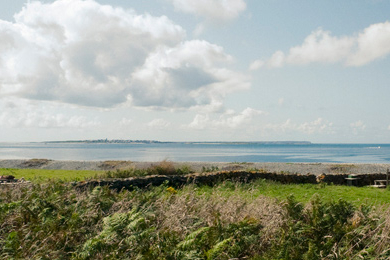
[269,195,356,259]
[96,160,193,179]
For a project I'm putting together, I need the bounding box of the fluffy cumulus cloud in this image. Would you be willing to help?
[167,0,246,22]
[131,40,249,108]
[346,22,390,66]
[188,107,265,130]
[0,0,248,109]
[285,29,353,65]
[251,21,390,69]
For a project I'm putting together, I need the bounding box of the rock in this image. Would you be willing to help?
[0,175,15,180]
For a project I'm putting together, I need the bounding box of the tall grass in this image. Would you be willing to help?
[1,179,390,259]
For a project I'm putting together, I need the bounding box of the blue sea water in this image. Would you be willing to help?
[0,142,389,163]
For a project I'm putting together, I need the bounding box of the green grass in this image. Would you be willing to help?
[195,179,390,206]
[3,167,390,206]
[0,168,104,182]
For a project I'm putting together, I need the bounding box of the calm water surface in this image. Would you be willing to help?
[0,142,389,163]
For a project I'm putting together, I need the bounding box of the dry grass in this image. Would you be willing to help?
[20,158,51,168]
[155,185,284,238]
[329,164,357,173]
[98,160,134,170]
[149,160,178,175]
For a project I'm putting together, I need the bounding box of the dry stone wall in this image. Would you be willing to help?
[74,170,388,191]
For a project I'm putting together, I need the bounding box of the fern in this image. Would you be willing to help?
[206,237,232,260]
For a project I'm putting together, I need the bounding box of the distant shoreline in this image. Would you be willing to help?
[1,159,389,176]
[42,140,312,145]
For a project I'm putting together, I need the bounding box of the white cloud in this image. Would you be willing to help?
[131,40,250,109]
[0,0,248,110]
[167,0,246,22]
[119,118,133,126]
[188,114,210,130]
[346,22,390,66]
[265,118,334,135]
[286,29,353,65]
[190,100,225,114]
[187,113,334,138]
[147,118,171,129]
[253,21,390,69]
[249,59,264,70]
[297,118,333,134]
[188,107,265,130]
[0,98,99,128]
[267,51,286,68]
[350,120,366,129]
[350,120,366,134]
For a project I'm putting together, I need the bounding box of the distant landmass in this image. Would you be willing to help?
[44,139,163,144]
[44,139,311,145]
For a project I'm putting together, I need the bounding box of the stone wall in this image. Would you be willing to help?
[74,170,389,191]
[319,173,387,186]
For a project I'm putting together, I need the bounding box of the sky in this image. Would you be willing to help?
[0,0,389,143]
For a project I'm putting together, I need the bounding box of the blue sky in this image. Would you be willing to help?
[0,0,389,143]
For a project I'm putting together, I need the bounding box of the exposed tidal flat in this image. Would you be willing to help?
[1,158,390,175]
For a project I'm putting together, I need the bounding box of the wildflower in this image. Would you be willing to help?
[166,186,177,194]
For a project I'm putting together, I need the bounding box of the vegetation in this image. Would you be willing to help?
[0,161,192,182]
[3,166,390,205]
[2,173,390,259]
[201,165,219,173]
[0,168,103,183]
[197,179,390,206]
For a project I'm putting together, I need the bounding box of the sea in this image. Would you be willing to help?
[0,142,389,163]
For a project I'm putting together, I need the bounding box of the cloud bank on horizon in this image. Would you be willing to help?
[0,0,389,142]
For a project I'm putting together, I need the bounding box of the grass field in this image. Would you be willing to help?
[0,168,104,182]
[196,179,390,206]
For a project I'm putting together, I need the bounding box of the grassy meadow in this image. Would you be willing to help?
[1,166,390,259]
[0,168,104,183]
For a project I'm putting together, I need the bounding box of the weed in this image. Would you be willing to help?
[20,158,51,168]
[202,166,219,173]
[329,164,356,173]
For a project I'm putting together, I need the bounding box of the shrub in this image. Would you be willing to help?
[269,195,356,259]
[96,160,193,179]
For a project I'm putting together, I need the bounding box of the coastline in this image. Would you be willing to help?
[1,159,390,175]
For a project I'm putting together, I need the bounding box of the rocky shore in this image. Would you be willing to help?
[1,159,390,175]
